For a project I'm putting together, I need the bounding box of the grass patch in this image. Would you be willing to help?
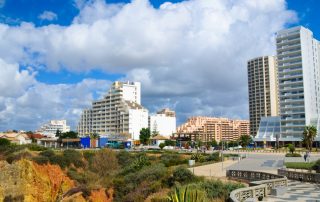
[285,162,315,170]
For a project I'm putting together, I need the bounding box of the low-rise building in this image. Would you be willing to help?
[176,116,250,142]
[0,133,32,145]
[149,108,176,137]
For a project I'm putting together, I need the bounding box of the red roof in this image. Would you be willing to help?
[27,133,45,139]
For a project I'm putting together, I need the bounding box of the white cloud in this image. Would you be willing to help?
[38,11,58,21]
[0,0,297,129]
[0,63,111,130]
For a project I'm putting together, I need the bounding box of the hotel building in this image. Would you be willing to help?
[176,116,249,142]
[276,26,320,141]
[77,81,148,140]
[247,56,279,137]
[38,120,71,137]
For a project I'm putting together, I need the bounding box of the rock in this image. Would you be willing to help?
[0,160,74,202]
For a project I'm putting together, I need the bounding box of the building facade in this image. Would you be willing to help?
[276,26,320,141]
[149,108,176,137]
[37,120,70,137]
[247,56,279,137]
[77,81,148,140]
[176,116,249,142]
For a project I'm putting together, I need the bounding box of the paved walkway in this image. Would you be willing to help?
[267,180,320,202]
[188,160,238,178]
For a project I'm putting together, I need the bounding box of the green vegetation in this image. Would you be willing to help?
[0,138,11,147]
[302,125,317,151]
[159,143,165,150]
[287,144,295,154]
[239,135,252,148]
[139,128,151,145]
[285,162,315,170]
[0,144,243,202]
[285,153,301,157]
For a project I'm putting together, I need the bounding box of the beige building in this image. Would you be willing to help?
[176,116,249,142]
[247,56,279,137]
[77,81,148,140]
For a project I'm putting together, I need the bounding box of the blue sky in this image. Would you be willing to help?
[0,0,319,131]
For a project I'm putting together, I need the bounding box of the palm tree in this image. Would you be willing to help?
[302,125,317,151]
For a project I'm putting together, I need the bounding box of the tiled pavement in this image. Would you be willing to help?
[267,180,320,202]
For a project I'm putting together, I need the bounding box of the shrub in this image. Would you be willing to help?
[159,143,165,150]
[39,149,55,158]
[32,156,49,165]
[91,149,119,177]
[206,152,220,162]
[200,179,244,200]
[26,144,47,151]
[0,138,11,147]
[6,150,33,163]
[313,159,320,173]
[49,154,68,168]
[171,166,198,185]
[191,153,206,162]
[285,153,301,157]
[116,150,133,167]
[160,153,187,167]
[285,162,314,170]
[62,149,84,168]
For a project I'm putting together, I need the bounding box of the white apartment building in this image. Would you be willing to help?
[149,108,176,137]
[38,120,70,137]
[77,81,148,140]
[276,26,320,141]
[247,56,279,137]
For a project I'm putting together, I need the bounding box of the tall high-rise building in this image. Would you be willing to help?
[276,26,320,141]
[247,56,279,137]
[77,81,148,140]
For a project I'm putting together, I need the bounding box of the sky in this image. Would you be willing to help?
[0,0,319,131]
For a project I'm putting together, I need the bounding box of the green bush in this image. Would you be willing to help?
[160,153,187,167]
[32,156,49,165]
[171,167,198,185]
[0,138,11,147]
[313,159,320,173]
[49,154,68,168]
[285,162,314,170]
[39,149,55,158]
[200,179,244,200]
[62,149,84,168]
[205,152,220,162]
[26,144,47,151]
[6,150,33,163]
[159,143,165,150]
[116,150,134,167]
[285,153,301,157]
[191,153,205,163]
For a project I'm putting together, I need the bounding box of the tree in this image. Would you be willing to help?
[151,121,159,137]
[55,129,62,138]
[302,125,317,151]
[211,139,218,147]
[159,143,165,150]
[61,131,78,139]
[139,128,151,145]
[287,144,295,154]
[239,135,252,148]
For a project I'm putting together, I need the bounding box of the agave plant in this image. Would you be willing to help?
[169,185,207,202]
